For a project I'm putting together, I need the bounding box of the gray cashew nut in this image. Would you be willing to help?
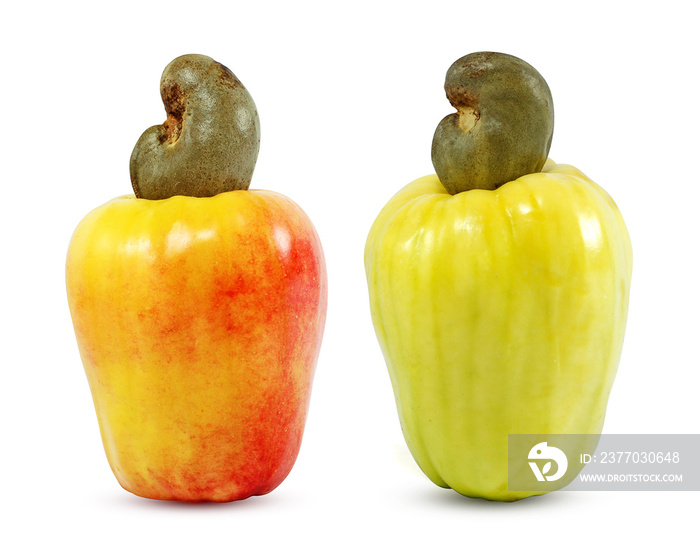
[431,52,554,194]
[130,54,260,200]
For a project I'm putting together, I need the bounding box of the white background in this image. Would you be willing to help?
[3,1,698,546]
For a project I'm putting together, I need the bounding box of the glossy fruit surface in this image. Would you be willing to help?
[67,189,327,502]
[365,161,631,501]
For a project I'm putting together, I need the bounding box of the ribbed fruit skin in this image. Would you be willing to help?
[365,162,632,501]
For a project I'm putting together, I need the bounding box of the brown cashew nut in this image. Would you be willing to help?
[130,54,260,200]
[431,52,554,194]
